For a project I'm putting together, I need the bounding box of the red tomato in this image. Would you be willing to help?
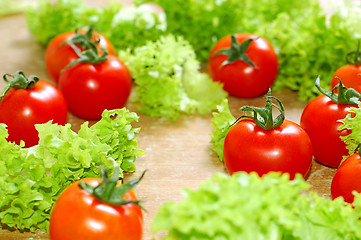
[0,74,67,147]
[58,55,132,120]
[330,64,361,93]
[223,119,312,179]
[331,152,361,203]
[45,29,115,83]
[208,33,278,98]
[300,95,354,168]
[49,178,143,240]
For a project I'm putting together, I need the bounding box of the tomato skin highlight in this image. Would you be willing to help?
[208,33,278,98]
[45,30,115,83]
[300,95,353,168]
[331,153,361,203]
[58,55,132,120]
[49,178,143,240]
[0,80,67,147]
[223,119,312,179]
[330,64,361,93]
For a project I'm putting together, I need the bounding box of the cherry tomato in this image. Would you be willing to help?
[208,33,278,98]
[223,119,312,179]
[45,28,115,84]
[300,95,353,168]
[58,55,132,120]
[300,77,358,168]
[0,72,67,147]
[331,152,361,203]
[330,64,361,93]
[331,41,361,93]
[49,178,143,240]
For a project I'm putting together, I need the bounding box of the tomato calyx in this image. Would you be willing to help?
[214,34,258,68]
[232,89,285,130]
[316,76,361,105]
[79,165,145,207]
[63,26,109,70]
[346,40,361,65]
[0,71,39,102]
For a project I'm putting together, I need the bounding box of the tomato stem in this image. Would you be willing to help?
[0,71,39,102]
[62,26,109,70]
[316,76,361,105]
[214,34,258,68]
[346,39,361,65]
[231,89,285,130]
[79,165,145,207]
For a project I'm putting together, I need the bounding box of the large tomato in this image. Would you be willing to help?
[58,55,132,120]
[223,91,312,179]
[0,71,67,147]
[331,152,361,203]
[45,28,115,84]
[208,33,278,98]
[300,77,358,168]
[49,177,143,240]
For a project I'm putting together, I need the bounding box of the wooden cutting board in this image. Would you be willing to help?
[0,1,338,239]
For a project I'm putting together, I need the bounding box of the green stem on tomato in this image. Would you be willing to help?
[214,34,258,69]
[346,39,361,65]
[0,71,39,102]
[79,165,145,207]
[62,26,109,70]
[231,89,285,130]
[316,75,361,105]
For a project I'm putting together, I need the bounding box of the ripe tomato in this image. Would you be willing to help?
[208,33,278,98]
[223,90,312,179]
[300,77,358,168]
[0,72,67,147]
[330,41,361,93]
[45,28,115,84]
[331,152,361,203]
[223,119,312,179]
[58,55,132,120]
[330,65,361,93]
[49,178,143,240]
[300,95,353,168]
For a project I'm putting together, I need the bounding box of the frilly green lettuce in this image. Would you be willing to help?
[210,99,235,161]
[152,171,361,239]
[25,0,165,50]
[338,102,361,161]
[119,34,227,120]
[0,108,144,232]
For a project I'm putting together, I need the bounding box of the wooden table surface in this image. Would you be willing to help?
[0,1,338,239]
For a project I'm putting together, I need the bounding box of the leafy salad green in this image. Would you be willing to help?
[152,171,361,239]
[338,102,361,161]
[26,0,361,101]
[0,108,144,232]
[119,34,227,120]
[26,0,165,51]
[209,99,235,162]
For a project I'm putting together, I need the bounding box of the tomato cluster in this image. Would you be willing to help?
[212,35,361,204]
[0,27,141,239]
[46,28,132,120]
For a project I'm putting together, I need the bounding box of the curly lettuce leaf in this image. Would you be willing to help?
[209,99,235,161]
[152,172,361,239]
[338,102,361,161]
[135,0,358,101]
[0,108,143,232]
[25,0,165,51]
[119,34,227,120]
[26,0,86,45]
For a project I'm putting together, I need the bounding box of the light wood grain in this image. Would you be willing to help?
[0,2,338,240]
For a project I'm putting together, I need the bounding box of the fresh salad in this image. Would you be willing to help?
[1,0,361,238]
